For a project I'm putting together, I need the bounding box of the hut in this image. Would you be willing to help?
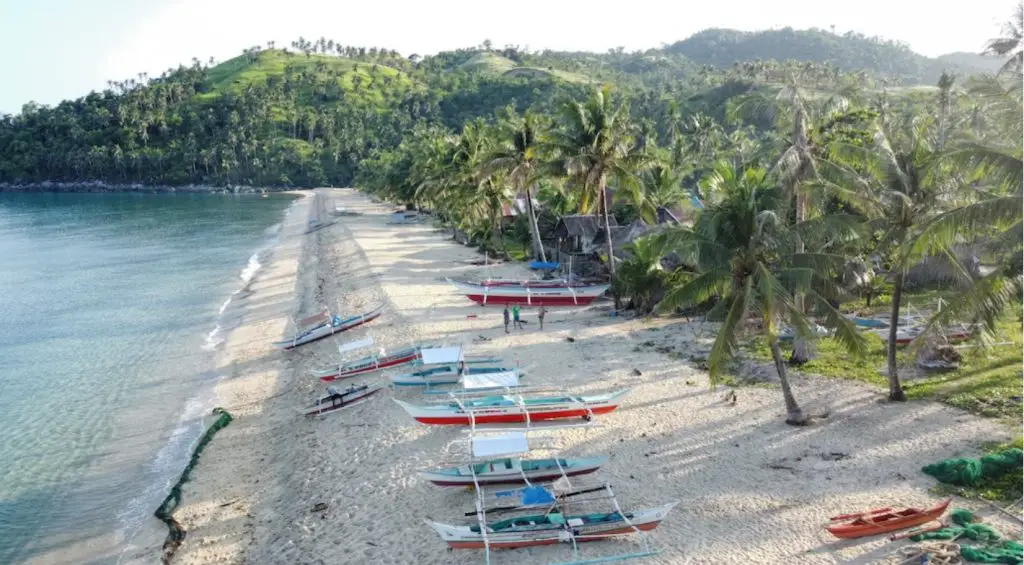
[552,215,617,253]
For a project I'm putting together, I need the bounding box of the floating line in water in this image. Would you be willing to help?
[152,407,233,564]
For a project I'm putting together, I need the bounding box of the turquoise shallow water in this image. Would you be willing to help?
[0,192,298,564]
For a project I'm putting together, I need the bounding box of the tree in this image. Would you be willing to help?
[728,75,853,364]
[825,119,967,401]
[613,234,672,314]
[482,107,548,261]
[657,164,865,424]
[984,2,1024,78]
[545,85,652,278]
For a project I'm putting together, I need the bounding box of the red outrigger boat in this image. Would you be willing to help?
[825,498,951,539]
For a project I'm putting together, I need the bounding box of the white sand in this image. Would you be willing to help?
[172,188,1018,565]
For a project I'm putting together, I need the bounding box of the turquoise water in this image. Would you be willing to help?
[0,192,298,564]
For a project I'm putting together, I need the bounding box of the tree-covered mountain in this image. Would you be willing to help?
[665,28,999,84]
[0,26,1012,190]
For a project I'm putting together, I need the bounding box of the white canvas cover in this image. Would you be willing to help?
[472,432,529,458]
[338,336,374,355]
[461,371,519,390]
[419,346,463,365]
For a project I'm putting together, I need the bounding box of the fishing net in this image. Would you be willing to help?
[922,449,1023,487]
[153,408,234,564]
[911,509,1024,564]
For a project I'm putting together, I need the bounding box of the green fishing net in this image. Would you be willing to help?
[154,408,234,563]
[911,509,1023,564]
[921,449,1023,487]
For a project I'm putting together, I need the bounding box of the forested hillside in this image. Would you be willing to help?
[666,28,1000,84]
[0,26,1015,189]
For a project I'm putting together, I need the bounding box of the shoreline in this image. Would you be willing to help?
[0,181,312,194]
[168,188,1016,565]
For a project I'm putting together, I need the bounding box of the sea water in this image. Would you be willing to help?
[0,192,298,564]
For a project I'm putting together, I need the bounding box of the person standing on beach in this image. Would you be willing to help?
[538,306,547,330]
[512,304,523,330]
[503,304,511,334]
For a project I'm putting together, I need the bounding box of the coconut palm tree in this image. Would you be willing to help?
[727,74,860,364]
[481,107,548,261]
[613,234,672,314]
[984,2,1023,78]
[824,119,970,401]
[545,85,653,276]
[656,163,865,425]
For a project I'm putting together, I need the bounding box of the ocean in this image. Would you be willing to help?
[0,192,299,564]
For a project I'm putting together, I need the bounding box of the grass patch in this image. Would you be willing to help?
[928,436,1024,503]
[745,291,1023,420]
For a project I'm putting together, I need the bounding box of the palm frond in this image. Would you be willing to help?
[910,194,1023,256]
[706,276,754,383]
[911,269,1023,346]
[655,268,730,314]
[806,289,868,357]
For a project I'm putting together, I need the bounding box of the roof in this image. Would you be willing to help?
[553,215,618,239]
[420,346,463,365]
[472,432,529,458]
[594,219,649,253]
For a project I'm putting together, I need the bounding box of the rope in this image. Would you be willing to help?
[898,541,963,565]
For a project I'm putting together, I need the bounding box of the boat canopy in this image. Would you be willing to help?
[472,432,529,458]
[420,345,463,365]
[462,371,519,390]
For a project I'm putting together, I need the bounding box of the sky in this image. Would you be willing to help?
[0,0,1018,114]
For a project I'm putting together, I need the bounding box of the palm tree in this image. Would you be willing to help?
[482,107,548,261]
[613,234,673,314]
[824,119,968,401]
[657,164,865,424]
[545,85,652,276]
[728,74,852,363]
[984,2,1023,78]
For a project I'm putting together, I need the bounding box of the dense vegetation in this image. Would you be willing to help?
[354,10,1023,427]
[0,15,1020,428]
[0,27,1012,189]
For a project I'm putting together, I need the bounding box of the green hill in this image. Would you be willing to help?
[666,28,998,85]
[457,51,592,83]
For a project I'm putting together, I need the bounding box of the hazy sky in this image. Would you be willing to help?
[0,0,1018,114]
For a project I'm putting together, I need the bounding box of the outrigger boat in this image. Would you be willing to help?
[393,388,631,426]
[315,343,501,382]
[273,303,384,350]
[422,456,607,487]
[447,278,610,307]
[427,501,677,549]
[877,324,974,347]
[303,383,382,416]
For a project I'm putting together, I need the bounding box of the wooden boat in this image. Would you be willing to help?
[426,502,677,549]
[272,304,383,350]
[303,384,382,416]
[391,365,516,387]
[825,498,951,539]
[421,456,607,487]
[392,389,631,426]
[447,278,609,307]
[315,345,422,382]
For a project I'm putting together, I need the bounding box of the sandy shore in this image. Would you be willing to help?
[172,188,1016,565]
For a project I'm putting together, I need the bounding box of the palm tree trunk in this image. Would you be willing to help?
[524,183,546,262]
[770,339,808,425]
[600,175,615,276]
[790,184,812,364]
[886,271,908,401]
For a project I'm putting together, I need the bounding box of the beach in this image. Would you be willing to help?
[171,187,1016,565]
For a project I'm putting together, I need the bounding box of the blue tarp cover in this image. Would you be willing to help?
[521,486,556,505]
[530,261,560,270]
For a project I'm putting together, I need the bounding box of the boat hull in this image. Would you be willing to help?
[428,502,675,550]
[449,279,609,307]
[317,350,420,382]
[411,404,620,425]
[393,390,630,426]
[274,306,382,350]
[304,386,382,416]
[422,463,602,487]
[826,499,950,539]
[463,293,602,307]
